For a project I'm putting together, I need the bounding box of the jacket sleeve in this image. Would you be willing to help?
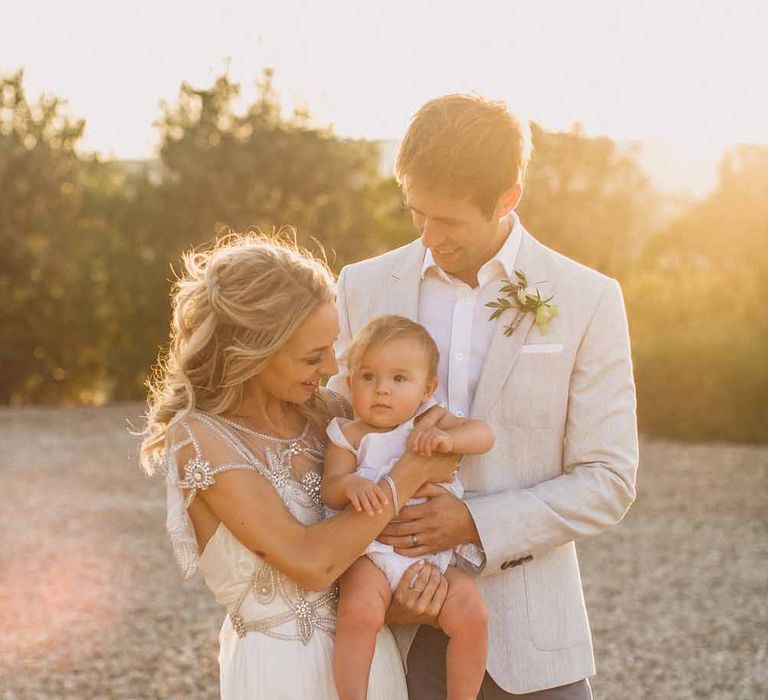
[466,278,639,576]
[327,266,353,400]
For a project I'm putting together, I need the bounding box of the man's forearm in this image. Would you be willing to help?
[466,458,636,576]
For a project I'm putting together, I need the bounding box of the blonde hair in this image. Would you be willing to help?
[395,93,532,218]
[347,315,439,379]
[139,231,335,474]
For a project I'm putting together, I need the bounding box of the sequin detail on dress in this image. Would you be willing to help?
[167,410,336,645]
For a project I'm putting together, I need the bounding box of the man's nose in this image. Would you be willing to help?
[420,220,445,249]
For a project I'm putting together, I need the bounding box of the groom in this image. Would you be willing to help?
[329,94,638,698]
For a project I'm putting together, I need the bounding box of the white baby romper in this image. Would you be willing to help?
[326,405,482,589]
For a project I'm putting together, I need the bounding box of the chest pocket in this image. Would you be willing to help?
[500,350,571,427]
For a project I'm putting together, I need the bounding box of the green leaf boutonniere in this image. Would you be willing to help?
[486,270,558,336]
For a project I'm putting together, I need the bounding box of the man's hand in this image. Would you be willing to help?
[384,561,448,627]
[378,483,481,557]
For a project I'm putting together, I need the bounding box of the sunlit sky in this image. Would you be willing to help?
[3,0,768,194]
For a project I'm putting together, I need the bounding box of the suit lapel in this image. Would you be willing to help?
[471,232,554,418]
[383,241,425,320]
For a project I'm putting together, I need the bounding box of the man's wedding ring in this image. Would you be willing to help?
[411,534,419,547]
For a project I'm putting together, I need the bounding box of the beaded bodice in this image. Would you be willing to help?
[165,409,337,646]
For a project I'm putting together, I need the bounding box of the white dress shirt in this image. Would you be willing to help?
[418,213,523,417]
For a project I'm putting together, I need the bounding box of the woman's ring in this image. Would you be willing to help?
[411,534,419,546]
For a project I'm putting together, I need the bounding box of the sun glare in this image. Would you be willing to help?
[2,0,766,182]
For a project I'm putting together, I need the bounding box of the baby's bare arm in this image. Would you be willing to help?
[437,413,495,455]
[321,433,391,514]
[321,442,362,509]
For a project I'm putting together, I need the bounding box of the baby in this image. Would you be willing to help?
[322,315,494,700]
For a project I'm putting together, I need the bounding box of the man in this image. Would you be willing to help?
[328,94,638,699]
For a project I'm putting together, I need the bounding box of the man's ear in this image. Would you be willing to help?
[495,183,522,218]
[345,374,352,391]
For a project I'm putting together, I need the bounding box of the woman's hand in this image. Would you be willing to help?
[385,561,448,627]
[344,475,390,515]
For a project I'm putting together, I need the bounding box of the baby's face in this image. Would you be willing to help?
[348,337,436,429]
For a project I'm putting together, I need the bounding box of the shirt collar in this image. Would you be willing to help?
[420,211,524,283]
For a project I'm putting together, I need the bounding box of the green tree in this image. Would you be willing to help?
[154,69,409,269]
[0,70,89,403]
[627,145,768,441]
[520,123,657,279]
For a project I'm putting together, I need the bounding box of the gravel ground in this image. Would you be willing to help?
[1,404,766,699]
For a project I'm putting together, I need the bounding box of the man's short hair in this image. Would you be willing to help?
[394,93,532,218]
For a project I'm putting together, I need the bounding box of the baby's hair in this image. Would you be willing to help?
[347,315,439,379]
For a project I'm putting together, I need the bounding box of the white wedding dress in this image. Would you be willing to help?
[165,408,408,699]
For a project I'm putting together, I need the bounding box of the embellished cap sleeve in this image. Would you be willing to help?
[325,417,357,455]
[170,419,257,507]
[165,413,257,580]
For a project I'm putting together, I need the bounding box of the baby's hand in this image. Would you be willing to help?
[410,427,454,456]
[343,475,390,515]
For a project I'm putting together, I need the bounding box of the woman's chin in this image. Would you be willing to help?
[299,381,320,398]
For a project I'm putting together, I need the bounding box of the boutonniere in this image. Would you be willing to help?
[486,270,558,336]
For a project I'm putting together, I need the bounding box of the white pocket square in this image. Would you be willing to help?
[520,343,564,354]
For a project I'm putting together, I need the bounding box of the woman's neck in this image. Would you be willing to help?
[226,389,303,438]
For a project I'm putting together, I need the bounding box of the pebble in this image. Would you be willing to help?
[1,405,766,699]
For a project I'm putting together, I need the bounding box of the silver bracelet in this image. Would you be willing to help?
[382,475,399,517]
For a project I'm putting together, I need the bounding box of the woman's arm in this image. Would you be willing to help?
[182,443,458,591]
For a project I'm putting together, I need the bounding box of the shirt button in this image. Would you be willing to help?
[456,410,464,417]
[456,353,463,360]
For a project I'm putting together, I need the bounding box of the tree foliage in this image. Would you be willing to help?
[1,71,765,443]
[627,145,768,442]
[0,70,89,402]
[154,70,410,267]
[0,70,409,403]
[520,123,657,278]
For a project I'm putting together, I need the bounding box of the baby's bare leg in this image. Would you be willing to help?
[334,556,392,700]
[438,565,488,700]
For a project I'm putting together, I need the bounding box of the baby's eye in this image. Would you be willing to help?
[394,374,408,382]
[305,357,321,366]
[361,372,375,381]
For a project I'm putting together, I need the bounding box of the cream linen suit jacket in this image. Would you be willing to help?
[328,230,639,695]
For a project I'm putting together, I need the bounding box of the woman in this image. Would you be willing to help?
[139,234,455,699]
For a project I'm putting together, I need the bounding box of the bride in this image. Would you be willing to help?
[139,234,455,699]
